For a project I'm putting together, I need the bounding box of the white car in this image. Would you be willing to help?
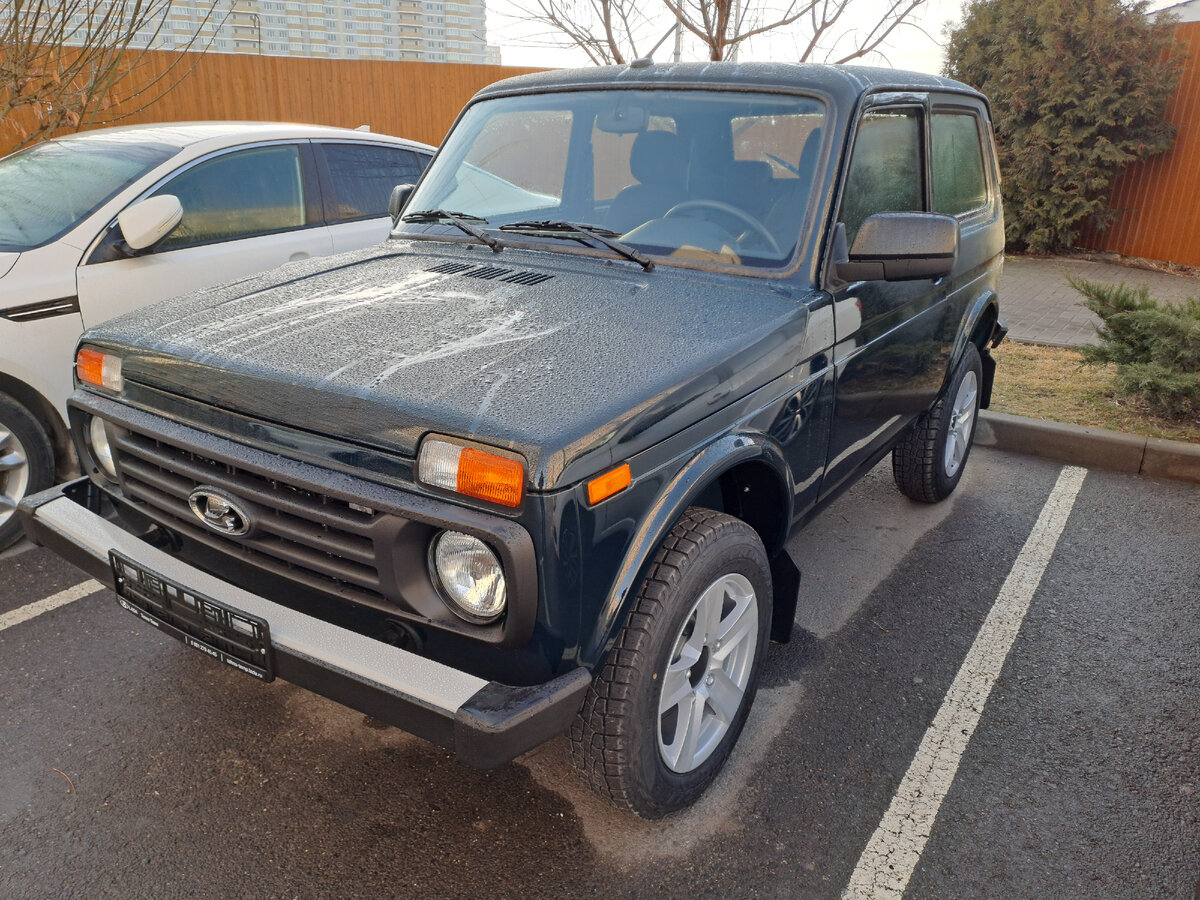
[0,122,435,547]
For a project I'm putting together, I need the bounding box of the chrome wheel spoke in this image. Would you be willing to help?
[706,669,743,724]
[944,371,978,477]
[658,665,693,716]
[0,451,25,472]
[0,494,15,512]
[674,691,706,772]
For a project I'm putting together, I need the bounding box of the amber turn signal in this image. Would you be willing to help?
[587,463,632,506]
[418,438,524,508]
[76,347,123,392]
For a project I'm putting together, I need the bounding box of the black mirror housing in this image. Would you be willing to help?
[836,212,959,282]
[389,184,415,225]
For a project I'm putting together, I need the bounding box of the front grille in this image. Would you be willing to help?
[112,429,390,608]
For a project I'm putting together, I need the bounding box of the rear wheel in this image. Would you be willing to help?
[0,392,55,550]
[892,343,982,503]
[569,507,772,818]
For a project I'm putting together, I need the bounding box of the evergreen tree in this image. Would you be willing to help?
[944,0,1181,253]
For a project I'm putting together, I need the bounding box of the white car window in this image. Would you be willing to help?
[321,143,430,222]
[0,139,177,251]
[152,144,308,250]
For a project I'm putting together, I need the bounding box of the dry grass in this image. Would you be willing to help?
[990,341,1200,444]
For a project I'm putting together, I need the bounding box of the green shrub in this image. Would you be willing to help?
[1071,276,1200,418]
[945,0,1182,254]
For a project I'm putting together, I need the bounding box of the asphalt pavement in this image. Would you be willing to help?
[2,447,1197,899]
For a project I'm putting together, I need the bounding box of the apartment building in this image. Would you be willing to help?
[154,0,497,64]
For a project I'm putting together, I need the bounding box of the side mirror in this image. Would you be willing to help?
[117,195,183,253]
[835,212,959,282]
[389,184,415,225]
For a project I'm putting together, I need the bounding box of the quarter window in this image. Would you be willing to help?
[153,145,306,249]
[321,143,430,222]
[840,109,923,245]
[932,112,988,216]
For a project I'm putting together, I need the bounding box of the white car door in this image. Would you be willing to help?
[316,142,433,253]
[76,142,333,328]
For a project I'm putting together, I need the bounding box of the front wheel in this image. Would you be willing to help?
[569,507,772,818]
[892,342,983,503]
[0,391,55,550]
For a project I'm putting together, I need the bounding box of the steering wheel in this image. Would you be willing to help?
[664,200,782,257]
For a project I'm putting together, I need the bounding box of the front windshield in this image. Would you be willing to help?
[400,89,827,270]
[0,137,179,251]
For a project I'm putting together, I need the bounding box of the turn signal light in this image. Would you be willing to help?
[76,348,123,392]
[418,438,524,508]
[588,463,632,505]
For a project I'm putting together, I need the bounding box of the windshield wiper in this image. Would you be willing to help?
[500,220,654,272]
[401,209,503,253]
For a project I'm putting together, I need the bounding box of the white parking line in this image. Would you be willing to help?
[843,465,1088,899]
[0,580,105,634]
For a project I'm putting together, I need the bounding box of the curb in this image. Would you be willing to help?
[976,410,1200,485]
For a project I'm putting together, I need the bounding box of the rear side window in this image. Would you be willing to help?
[322,143,430,222]
[840,109,923,244]
[154,144,307,249]
[932,113,988,216]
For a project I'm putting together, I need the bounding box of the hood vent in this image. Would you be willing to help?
[424,263,554,286]
[426,262,473,275]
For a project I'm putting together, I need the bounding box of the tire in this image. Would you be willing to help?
[569,507,772,818]
[892,342,983,503]
[0,391,55,550]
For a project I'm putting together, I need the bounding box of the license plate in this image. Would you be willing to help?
[110,551,274,682]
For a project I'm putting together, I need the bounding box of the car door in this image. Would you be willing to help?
[819,98,956,501]
[315,142,433,253]
[75,142,334,328]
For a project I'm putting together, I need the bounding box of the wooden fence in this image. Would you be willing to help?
[1,50,543,156]
[1080,21,1200,265]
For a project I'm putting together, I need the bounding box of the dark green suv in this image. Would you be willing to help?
[22,61,1006,818]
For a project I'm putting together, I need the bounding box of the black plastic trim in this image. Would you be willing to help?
[1,296,81,322]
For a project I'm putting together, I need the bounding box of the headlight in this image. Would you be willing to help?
[429,531,506,622]
[87,415,117,480]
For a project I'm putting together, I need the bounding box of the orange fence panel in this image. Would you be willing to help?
[0,50,544,156]
[1081,21,1200,265]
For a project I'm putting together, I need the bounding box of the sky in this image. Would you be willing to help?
[486,0,1184,76]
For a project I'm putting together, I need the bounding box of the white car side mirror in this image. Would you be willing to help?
[118,195,184,252]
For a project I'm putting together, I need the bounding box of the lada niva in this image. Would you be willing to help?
[22,61,1006,818]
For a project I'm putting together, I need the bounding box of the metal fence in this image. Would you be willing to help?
[1080,21,1200,266]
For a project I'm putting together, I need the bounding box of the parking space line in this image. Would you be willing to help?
[0,580,105,634]
[842,466,1088,899]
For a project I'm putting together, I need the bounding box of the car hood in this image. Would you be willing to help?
[85,242,811,489]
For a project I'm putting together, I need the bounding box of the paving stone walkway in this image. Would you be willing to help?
[1000,256,1199,347]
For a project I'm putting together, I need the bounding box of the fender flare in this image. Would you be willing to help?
[583,432,795,665]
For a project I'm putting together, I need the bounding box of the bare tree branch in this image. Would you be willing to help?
[0,0,220,151]
[513,0,928,66]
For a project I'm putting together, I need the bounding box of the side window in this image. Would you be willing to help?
[322,143,429,222]
[840,109,923,245]
[932,112,988,216]
[153,144,306,250]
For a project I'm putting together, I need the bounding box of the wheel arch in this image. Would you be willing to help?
[0,373,75,480]
[958,290,1001,409]
[587,433,798,668]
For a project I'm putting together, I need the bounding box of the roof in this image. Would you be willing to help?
[50,121,436,152]
[473,61,981,106]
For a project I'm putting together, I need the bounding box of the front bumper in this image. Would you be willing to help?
[20,479,590,770]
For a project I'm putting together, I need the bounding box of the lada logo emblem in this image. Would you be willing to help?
[188,486,253,536]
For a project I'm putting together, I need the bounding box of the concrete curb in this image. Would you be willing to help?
[976,410,1200,485]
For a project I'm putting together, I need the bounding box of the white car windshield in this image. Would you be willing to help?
[399,89,827,270]
[0,137,179,251]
